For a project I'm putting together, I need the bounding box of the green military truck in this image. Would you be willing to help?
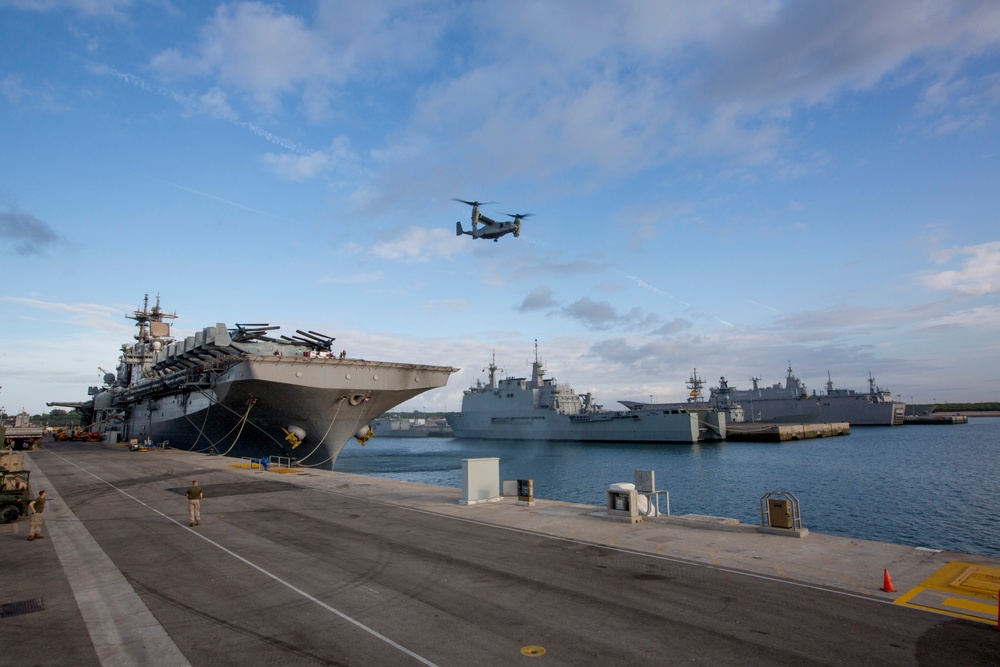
[0,469,31,523]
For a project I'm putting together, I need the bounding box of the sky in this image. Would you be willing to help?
[2,1,999,418]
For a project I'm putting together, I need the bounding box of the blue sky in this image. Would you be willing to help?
[2,1,999,417]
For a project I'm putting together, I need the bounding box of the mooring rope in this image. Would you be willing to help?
[289,395,347,464]
[295,393,374,469]
[212,398,257,457]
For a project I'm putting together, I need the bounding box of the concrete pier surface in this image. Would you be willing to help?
[3,441,999,666]
[726,421,851,441]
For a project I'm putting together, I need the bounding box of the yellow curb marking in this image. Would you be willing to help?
[942,597,997,615]
[894,561,1000,624]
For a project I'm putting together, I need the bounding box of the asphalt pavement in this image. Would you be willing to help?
[2,441,999,666]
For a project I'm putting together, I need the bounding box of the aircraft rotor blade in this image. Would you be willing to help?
[452,198,497,207]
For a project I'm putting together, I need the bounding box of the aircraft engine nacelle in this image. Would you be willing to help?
[514,219,522,237]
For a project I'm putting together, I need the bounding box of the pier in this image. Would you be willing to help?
[904,414,970,425]
[726,421,851,441]
[3,441,999,665]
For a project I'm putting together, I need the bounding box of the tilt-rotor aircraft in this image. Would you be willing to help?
[454,198,533,241]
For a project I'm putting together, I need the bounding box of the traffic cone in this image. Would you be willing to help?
[881,569,896,593]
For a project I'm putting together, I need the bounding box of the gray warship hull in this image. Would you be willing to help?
[710,366,905,426]
[733,395,902,425]
[121,357,455,467]
[447,407,714,443]
[370,417,454,438]
[447,347,724,444]
[53,297,457,470]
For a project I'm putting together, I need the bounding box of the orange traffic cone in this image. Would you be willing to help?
[881,569,897,593]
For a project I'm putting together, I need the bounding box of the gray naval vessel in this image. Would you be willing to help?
[618,368,735,432]
[49,296,457,469]
[446,344,725,443]
[370,415,454,438]
[708,364,906,426]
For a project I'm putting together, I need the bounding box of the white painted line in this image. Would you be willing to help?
[25,455,192,667]
[39,450,440,667]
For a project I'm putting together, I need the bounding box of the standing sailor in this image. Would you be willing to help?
[187,480,203,526]
[27,489,47,541]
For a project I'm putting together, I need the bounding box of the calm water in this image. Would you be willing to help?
[336,418,1000,558]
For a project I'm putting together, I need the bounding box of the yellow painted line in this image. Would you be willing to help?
[942,597,998,615]
[893,585,925,606]
[894,561,1000,624]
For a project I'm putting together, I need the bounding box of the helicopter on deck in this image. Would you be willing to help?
[454,198,533,242]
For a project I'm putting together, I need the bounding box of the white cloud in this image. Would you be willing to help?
[368,227,465,263]
[261,136,355,180]
[262,151,330,180]
[149,1,448,118]
[924,241,1000,295]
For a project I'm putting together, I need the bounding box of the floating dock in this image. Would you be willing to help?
[3,441,998,665]
[904,414,969,425]
[726,421,850,441]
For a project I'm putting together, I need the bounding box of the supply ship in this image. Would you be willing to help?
[446,344,725,443]
[49,296,457,469]
[708,364,905,426]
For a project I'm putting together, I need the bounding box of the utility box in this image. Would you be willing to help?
[606,483,641,523]
[460,457,501,505]
[517,479,534,506]
[768,498,793,529]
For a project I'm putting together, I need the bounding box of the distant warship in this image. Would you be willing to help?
[709,365,905,426]
[447,344,725,443]
[370,415,454,438]
[50,295,457,469]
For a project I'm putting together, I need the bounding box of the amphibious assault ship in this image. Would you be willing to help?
[708,365,905,426]
[49,296,457,469]
[446,345,725,443]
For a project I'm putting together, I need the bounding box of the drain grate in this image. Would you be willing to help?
[1,598,44,618]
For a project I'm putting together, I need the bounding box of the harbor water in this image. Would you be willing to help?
[337,417,1000,558]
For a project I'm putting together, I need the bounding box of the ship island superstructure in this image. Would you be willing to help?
[50,296,458,469]
[709,364,905,426]
[447,345,725,443]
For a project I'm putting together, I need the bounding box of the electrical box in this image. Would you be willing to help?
[517,479,534,506]
[768,498,793,529]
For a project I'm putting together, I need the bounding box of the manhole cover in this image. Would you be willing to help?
[1,598,44,618]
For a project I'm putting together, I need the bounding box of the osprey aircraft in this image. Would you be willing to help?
[454,198,533,241]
